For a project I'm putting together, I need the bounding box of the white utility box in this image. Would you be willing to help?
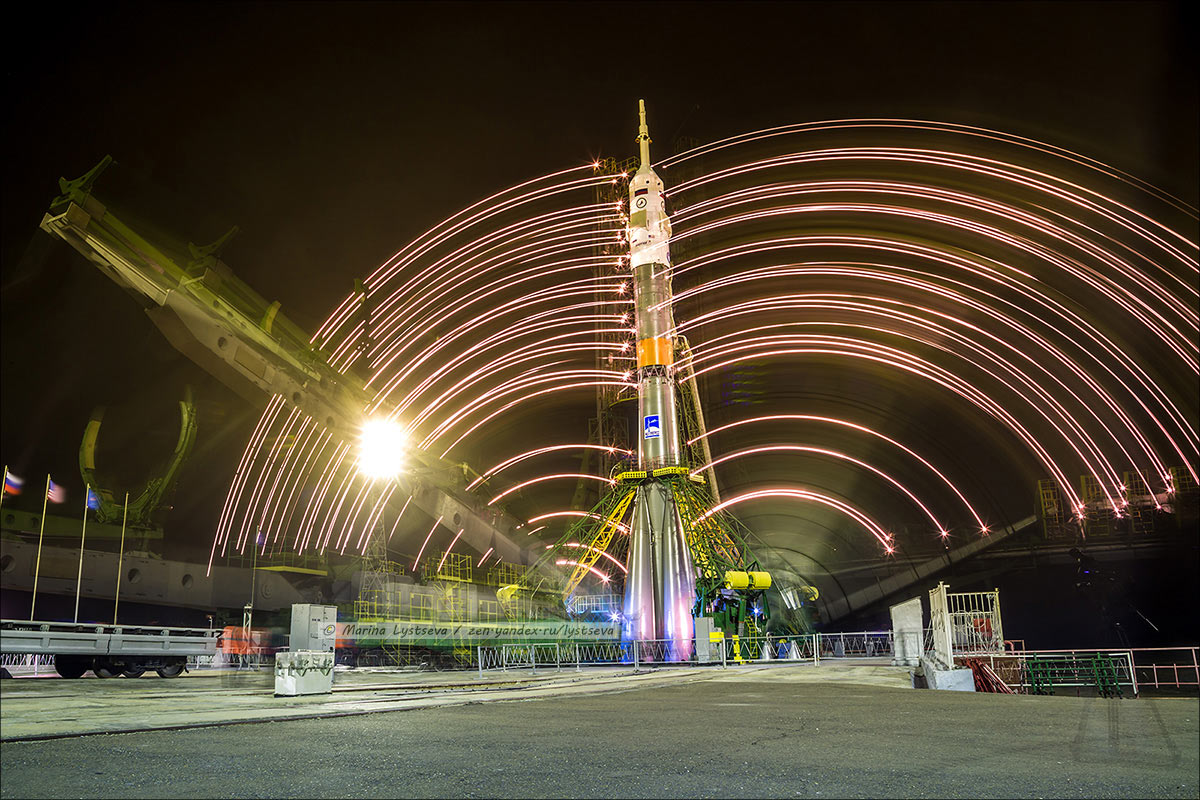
[289,603,337,653]
[274,650,335,696]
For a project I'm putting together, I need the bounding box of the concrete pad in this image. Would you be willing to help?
[0,661,919,741]
[0,666,717,741]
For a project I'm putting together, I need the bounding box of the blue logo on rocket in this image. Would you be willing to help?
[643,415,661,439]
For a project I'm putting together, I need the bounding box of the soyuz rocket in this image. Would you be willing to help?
[622,101,697,655]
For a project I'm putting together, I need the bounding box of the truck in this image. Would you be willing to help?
[0,619,219,678]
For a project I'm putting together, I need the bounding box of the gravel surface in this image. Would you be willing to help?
[1,678,1196,798]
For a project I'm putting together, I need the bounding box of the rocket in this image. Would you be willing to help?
[622,100,697,656]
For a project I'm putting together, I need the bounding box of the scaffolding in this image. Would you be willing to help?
[1080,474,1113,538]
[571,156,637,511]
[410,592,434,622]
[422,550,473,583]
[568,592,621,618]
[1168,466,1199,524]
[487,561,526,588]
[1122,470,1155,536]
[478,599,501,622]
[354,513,405,620]
[1037,478,1069,539]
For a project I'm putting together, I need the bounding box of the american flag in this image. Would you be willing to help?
[47,479,66,504]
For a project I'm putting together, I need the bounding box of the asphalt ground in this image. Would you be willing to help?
[1,669,1196,799]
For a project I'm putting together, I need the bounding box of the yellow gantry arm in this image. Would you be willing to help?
[563,487,637,599]
[671,481,744,577]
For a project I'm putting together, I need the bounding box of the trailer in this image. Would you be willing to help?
[0,619,219,678]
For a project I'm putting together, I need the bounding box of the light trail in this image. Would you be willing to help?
[488,473,615,506]
[432,376,636,459]
[690,413,990,530]
[671,252,1198,478]
[527,510,631,534]
[699,488,896,551]
[437,528,466,572]
[468,444,632,490]
[678,287,1185,480]
[671,199,1197,357]
[667,142,1198,269]
[386,495,412,543]
[412,515,444,570]
[679,301,1170,495]
[685,338,1098,511]
[211,119,1194,572]
[561,542,629,573]
[209,393,284,571]
[661,119,1199,218]
[555,559,610,584]
[673,181,1198,322]
[692,445,948,533]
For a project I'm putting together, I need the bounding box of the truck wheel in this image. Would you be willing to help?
[95,661,121,678]
[156,662,185,678]
[54,655,87,679]
[123,667,146,678]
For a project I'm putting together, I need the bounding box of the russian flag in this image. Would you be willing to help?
[3,471,23,496]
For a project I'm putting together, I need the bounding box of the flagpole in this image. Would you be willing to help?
[74,484,91,624]
[113,491,129,626]
[30,475,51,621]
[0,465,8,513]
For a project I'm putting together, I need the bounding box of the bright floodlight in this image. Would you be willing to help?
[359,418,407,479]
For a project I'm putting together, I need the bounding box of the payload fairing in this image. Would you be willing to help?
[621,101,697,656]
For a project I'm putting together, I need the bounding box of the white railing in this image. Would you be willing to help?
[928,583,1005,663]
[946,588,1004,654]
[568,594,621,617]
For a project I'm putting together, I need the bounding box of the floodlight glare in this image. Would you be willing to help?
[359,418,407,479]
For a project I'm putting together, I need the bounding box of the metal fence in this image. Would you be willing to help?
[1131,647,1200,691]
[960,649,1137,696]
[185,652,274,671]
[476,631,909,674]
[955,647,1200,696]
[0,652,56,675]
[928,582,1005,665]
[475,640,695,675]
[946,588,1004,654]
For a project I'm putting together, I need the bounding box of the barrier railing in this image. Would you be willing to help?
[1131,647,1200,691]
[476,631,908,674]
[476,640,702,675]
[961,647,1200,696]
[0,652,55,675]
[966,649,1137,696]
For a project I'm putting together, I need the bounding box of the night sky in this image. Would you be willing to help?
[2,2,1196,638]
